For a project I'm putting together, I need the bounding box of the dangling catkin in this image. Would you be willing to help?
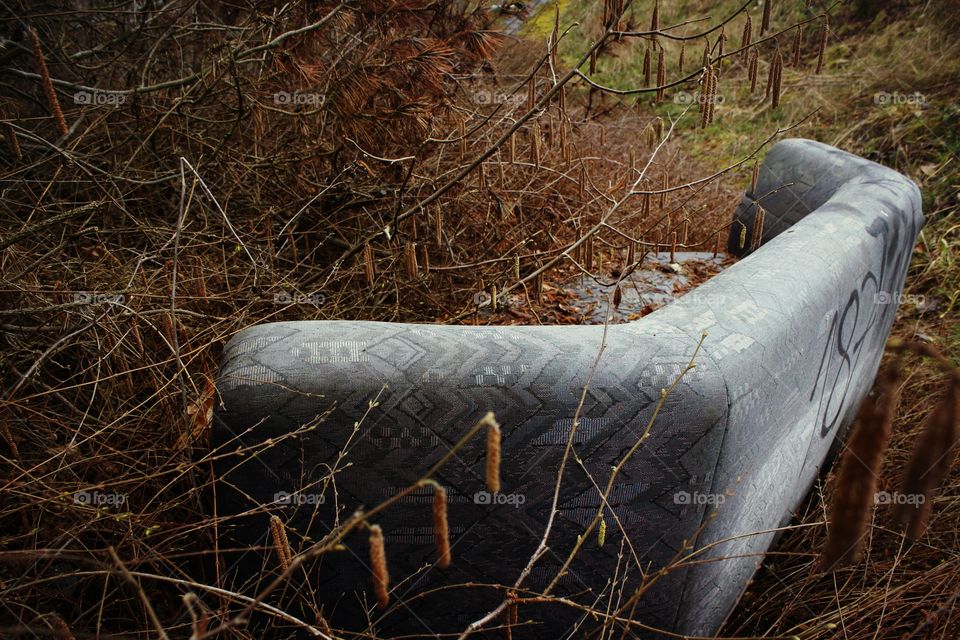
[195,257,207,299]
[433,484,452,568]
[1,419,19,459]
[130,318,144,356]
[486,418,502,494]
[771,47,783,108]
[656,49,666,102]
[643,124,654,149]
[550,5,560,68]
[531,121,541,168]
[29,28,68,138]
[764,52,774,99]
[707,66,720,124]
[269,515,292,572]
[48,613,75,640]
[363,243,375,285]
[434,208,443,248]
[895,380,960,539]
[650,0,659,42]
[369,524,390,607]
[163,312,177,345]
[816,13,829,74]
[643,49,651,86]
[678,41,685,72]
[741,15,752,61]
[761,0,772,36]
[315,612,331,637]
[821,359,902,569]
[3,121,20,160]
[699,67,712,129]
[751,206,766,250]
[420,243,430,274]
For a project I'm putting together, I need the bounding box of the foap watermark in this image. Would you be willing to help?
[74,490,126,507]
[674,91,725,106]
[681,291,730,306]
[474,490,525,508]
[273,291,326,305]
[273,91,325,106]
[874,291,924,306]
[673,490,725,506]
[74,89,126,106]
[473,90,524,106]
[74,292,126,305]
[274,490,326,507]
[473,290,528,309]
[873,91,927,107]
[875,491,925,506]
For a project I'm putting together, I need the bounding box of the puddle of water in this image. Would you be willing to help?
[558,252,729,324]
[474,252,731,325]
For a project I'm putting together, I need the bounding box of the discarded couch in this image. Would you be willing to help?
[212,138,923,638]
